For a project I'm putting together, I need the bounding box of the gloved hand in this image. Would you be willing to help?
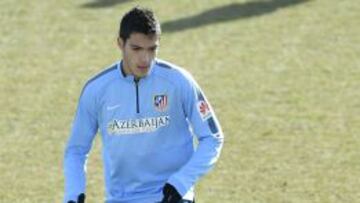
[67,193,86,203]
[161,183,182,203]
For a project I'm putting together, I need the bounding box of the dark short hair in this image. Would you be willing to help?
[119,6,161,42]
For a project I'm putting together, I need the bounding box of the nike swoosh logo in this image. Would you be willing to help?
[107,104,121,111]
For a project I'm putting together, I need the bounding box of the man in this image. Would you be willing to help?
[64,6,224,203]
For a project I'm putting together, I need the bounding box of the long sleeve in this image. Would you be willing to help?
[63,86,98,203]
[168,72,224,197]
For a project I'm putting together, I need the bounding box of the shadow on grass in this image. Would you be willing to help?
[81,0,132,8]
[162,0,310,33]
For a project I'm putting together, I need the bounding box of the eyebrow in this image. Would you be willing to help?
[130,44,158,50]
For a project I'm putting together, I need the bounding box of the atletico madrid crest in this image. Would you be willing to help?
[154,94,168,112]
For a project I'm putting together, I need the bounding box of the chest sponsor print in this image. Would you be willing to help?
[107,116,170,135]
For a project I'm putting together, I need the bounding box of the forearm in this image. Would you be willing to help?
[168,135,224,196]
[63,146,88,203]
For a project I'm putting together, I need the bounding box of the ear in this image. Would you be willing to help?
[117,37,124,50]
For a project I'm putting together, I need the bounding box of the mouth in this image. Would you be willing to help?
[137,65,149,72]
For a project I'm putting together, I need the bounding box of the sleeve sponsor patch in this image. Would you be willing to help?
[207,117,219,134]
[197,100,211,121]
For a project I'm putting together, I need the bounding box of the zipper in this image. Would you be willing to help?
[134,78,140,113]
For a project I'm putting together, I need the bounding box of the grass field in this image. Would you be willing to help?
[1,0,359,202]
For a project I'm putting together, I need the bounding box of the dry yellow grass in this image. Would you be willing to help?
[1,0,359,202]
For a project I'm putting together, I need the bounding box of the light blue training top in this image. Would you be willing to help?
[64,59,224,203]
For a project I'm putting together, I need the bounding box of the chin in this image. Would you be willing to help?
[135,72,147,78]
[139,70,149,75]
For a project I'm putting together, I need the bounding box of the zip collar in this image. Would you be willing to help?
[117,60,155,82]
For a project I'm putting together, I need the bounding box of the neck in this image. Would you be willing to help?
[122,60,132,76]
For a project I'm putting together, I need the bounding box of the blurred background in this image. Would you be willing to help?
[0,0,359,202]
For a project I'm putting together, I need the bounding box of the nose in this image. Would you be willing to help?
[140,51,151,65]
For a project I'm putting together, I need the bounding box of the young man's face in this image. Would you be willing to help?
[118,33,159,79]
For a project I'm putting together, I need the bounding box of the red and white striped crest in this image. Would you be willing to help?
[154,95,168,112]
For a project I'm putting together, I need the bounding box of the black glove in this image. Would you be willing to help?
[161,183,182,203]
[67,193,85,203]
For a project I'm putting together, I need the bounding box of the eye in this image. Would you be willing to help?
[132,47,141,51]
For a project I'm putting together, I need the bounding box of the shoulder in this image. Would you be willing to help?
[80,62,120,97]
[153,59,196,86]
